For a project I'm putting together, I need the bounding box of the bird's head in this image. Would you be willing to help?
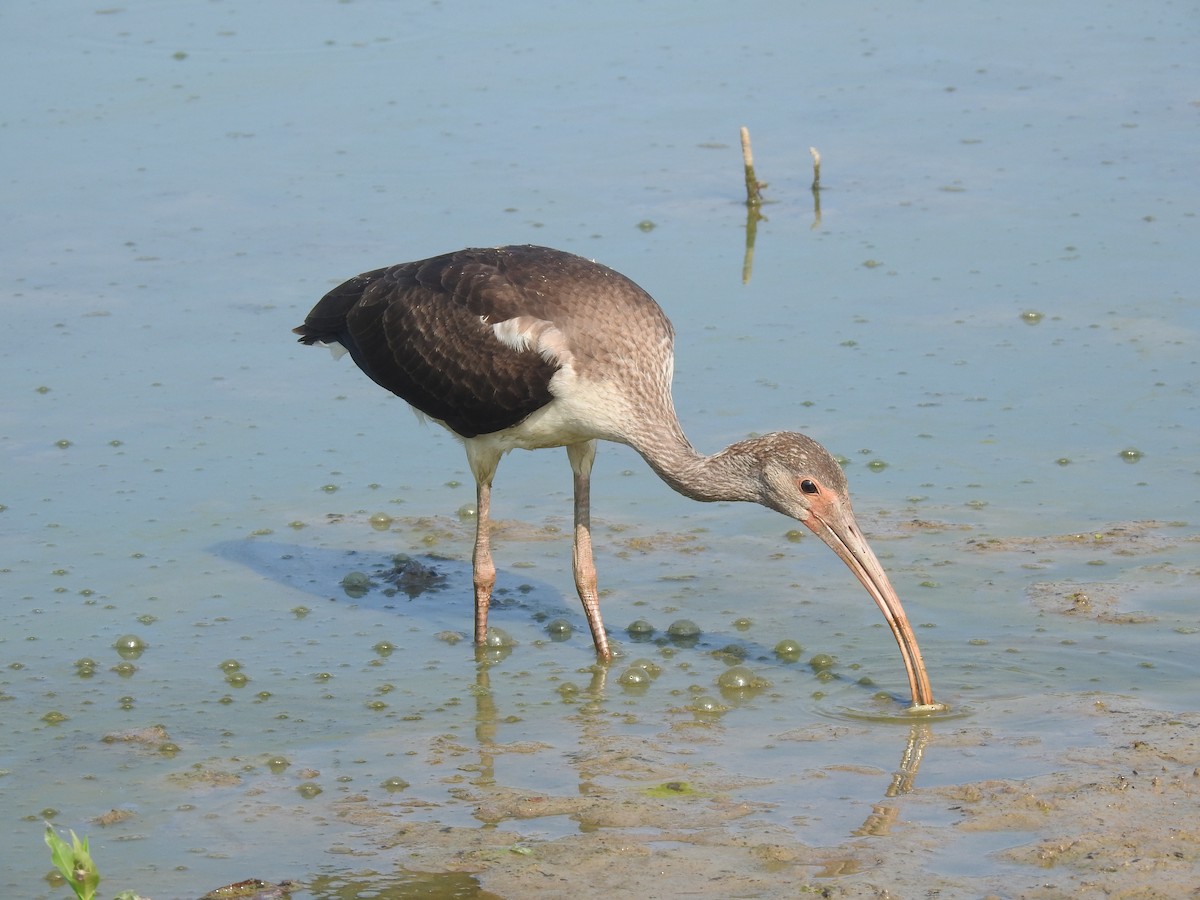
[739,432,938,709]
[744,431,851,523]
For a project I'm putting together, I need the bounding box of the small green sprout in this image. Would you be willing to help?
[44,825,100,900]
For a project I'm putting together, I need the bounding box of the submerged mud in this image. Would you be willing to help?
[318,699,1200,898]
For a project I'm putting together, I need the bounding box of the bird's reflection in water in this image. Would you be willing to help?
[468,645,507,789]
[462,650,930,840]
[853,723,932,836]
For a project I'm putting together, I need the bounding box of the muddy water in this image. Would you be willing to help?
[2,1,1198,897]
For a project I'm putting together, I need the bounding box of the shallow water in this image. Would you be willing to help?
[2,1,1198,897]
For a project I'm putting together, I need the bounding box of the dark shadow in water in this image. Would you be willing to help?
[209,538,575,634]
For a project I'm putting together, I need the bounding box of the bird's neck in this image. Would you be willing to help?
[628,423,762,505]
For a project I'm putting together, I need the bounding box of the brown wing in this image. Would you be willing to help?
[294,248,565,438]
[295,245,676,440]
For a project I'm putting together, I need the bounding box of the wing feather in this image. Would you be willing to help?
[294,245,676,440]
[295,251,557,437]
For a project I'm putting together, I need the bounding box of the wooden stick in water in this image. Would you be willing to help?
[740,126,765,206]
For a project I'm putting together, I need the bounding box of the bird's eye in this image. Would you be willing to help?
[800,479,819,494]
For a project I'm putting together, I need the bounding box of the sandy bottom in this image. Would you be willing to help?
[279,521,1199,900]
[241,520,1200,899]
[286,697,1197,900]
[67,520,1199,900]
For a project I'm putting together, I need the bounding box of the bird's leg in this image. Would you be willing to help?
[567,442,611,660]
[472,476,497,646]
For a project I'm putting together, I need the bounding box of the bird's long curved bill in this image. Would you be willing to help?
[805,504,935,708]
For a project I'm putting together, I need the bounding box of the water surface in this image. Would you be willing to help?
[2,1,1197,897]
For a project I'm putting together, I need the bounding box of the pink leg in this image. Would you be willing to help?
[567,442,610,660]
[472,477,496,646]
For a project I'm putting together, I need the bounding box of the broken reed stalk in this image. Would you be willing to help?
[740,126,765,206]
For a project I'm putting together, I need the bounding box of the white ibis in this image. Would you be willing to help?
[295,244,936,707]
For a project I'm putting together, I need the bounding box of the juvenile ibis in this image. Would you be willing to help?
[294,244,935,707]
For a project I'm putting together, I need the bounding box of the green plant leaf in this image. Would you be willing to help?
[45,825,77,883]
[44,825,100,900]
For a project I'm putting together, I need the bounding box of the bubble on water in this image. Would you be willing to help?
[619,667,651,687]
[626,619,655,638]
[627,658,662,679]
[545,618,573,638]
[341,571,372,598]
[716,666,750,689]
[113,634,147,659]
[557,682,582,701]
[381,776,410,793]
[773,639,803,662]
[667,621,701,649]
[808,653,836,671]
[483,627,515,648]
[689,695,727,715]
[717,665,768,692]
